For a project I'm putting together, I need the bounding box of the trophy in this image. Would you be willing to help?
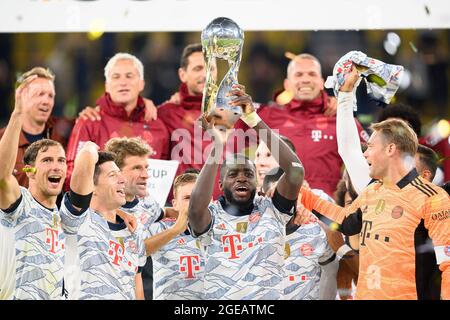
[201,17,244,130]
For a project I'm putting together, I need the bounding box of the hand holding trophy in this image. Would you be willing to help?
[201,17,244,131]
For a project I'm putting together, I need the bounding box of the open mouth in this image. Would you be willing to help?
[48,175,61,186]
[118,89,130,94]
[117,189,125,196]
[235,185,249,196]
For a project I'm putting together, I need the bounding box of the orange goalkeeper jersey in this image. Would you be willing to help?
[300,169,450,300]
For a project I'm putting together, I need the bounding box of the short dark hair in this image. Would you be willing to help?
[417,144,439,180]
[377,103,422,136]
[219,154,255,182]
[24,139,63,165]
[93,151,116,185]
[262,167,284,194]
[180,43,203,69]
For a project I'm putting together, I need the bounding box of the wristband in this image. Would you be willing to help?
[69,189,93,210]
[241,111,261,128]
[336,244,353,260]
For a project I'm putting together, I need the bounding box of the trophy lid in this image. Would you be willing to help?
[201,17,244,60]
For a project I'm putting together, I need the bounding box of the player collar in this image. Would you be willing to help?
[396,168,419,189]
[218,196,254,216]
[122,197,140,209]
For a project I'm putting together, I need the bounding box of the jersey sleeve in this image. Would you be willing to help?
[0,187,27,227]
[60,192,89,235]
[300,186,364,236]
[421,187,450,299]
[336,92,371,194]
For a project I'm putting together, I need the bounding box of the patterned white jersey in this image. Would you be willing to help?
[121,195,164,235]
[0,187,65,300]
[192,196,290,300]
[0,225,16,299]
[60,194,147,300]
[149,218,204,300]
[283,213,335,300]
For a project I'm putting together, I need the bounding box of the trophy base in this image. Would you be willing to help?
[208,106,242,130]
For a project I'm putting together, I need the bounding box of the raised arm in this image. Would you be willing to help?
[0,76,37,209]
[188,115,229,235]
[336,66,370,194]
[230,85,304,200]
[69,141,98,210]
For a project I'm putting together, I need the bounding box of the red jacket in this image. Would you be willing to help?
[65,93,169,189]
[237,91,368,198]
[158,83,223,199]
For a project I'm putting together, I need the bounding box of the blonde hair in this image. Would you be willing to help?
[16,67,55,87]
[104,52,144,82]
[370,118,418,157]
[105,137,151,169]
[173,172,198,199]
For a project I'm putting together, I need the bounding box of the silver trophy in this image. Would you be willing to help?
[201,17,244,130]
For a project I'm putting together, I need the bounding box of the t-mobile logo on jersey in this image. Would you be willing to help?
[311,130,322,142]
[46,228,63,254]
[312,129,334,142]
[179,255,201,279]
[108,240,124,266]
[222,234,243,260]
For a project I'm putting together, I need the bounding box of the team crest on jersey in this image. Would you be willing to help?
[128,240,138,253]
[284,243,291,259]
[177,238,186,245]
[248,212,261,223]
[236,222,248,233]
[140,213,149,225]
[375,199,385,215]
[217,223,227,230]
[391,206,403,219]
[300,243,314,256]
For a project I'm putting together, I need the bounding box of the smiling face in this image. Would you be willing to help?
[255,141,279,187]
[363,131,389,180]
[121,155,149,199]
[284,58,324,101]
[220,160,257,206]
[29,144,67,197]
[179,51,217,96]
[26,77,55,125]
[94,161,126,209]
[105,59,144,106]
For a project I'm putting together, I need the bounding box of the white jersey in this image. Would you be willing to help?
[63,195,160,300]
[60,195,147,300]
[121,195,164,234]
[0,187,65,300]
[192,196,290,300]
[283,214,335,300]
[0,225,16,299]
[149,218,204,300]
